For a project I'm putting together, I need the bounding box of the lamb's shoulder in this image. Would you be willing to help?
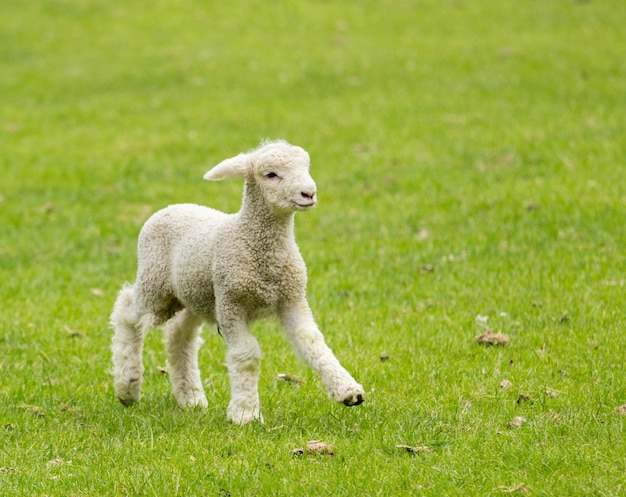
[279,248,308,301]
[171,206,232,268]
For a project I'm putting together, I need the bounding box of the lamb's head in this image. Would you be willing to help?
[204,140,317,214]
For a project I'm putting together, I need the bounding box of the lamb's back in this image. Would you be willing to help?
[135,203,229,319]
[138,203,226,264]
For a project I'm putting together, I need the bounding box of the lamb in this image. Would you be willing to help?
[110,139,365,424]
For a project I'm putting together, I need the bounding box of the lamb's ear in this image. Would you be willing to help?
[203,153,250,181]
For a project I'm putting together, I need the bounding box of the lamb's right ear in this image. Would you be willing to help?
[203,153,250,181]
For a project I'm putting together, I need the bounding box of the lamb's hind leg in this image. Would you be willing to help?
[164,309,208,408]
[110,284,155,406]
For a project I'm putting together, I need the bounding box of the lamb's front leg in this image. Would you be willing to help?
[280,301,365,406]
[218,311,263,424]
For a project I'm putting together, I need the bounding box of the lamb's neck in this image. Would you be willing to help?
[238,180,296,249]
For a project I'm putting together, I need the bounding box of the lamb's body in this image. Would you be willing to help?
[110,140,365,423]
[135,202,305,324]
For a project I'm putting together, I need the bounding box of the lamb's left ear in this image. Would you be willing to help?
[204,153,251,181]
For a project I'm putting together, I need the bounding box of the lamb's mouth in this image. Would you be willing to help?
[293,201,316,210]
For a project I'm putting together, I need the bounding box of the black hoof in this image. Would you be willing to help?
[343,393,365,406]
[118,397,137,407]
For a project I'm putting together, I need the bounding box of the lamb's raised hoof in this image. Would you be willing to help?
[343,393,365,406]
[329,381,365,406]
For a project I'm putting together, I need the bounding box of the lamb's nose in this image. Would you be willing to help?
[301,190,316,201]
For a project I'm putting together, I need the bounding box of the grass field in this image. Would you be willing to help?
[1,0,626,495]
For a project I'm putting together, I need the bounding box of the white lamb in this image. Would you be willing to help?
[110,139,365,424]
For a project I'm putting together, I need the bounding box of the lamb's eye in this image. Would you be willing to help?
[265,172,278,178]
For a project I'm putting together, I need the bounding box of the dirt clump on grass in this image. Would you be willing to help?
[396,444,431,454]
[17,403,45,418]
[614,404,626,415]
[495,483,530,494]
[507,416,527,429]
[475,330,510,346]
[293,440,334,457]
[277,372,303,384]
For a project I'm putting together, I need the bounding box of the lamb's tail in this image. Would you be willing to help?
[110,283,144,406]
[110,283,136,333]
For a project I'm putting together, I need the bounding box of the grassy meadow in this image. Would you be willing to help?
[1,0,626,495]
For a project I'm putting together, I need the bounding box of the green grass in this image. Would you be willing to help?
[1,0,626,495]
